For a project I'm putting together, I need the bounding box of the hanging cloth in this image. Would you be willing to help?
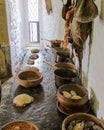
[74,0,98,23]
[45,0,52,14]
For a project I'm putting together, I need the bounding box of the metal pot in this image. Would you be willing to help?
[55,50,70,63]
[44,61,76,71]
[55,62,75,70]
[44,61,78,87]
[54,68,78,87]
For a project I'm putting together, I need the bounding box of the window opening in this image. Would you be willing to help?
[27,0,40,43]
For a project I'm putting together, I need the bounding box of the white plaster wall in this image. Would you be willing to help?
[5,0,26,74]
[88,0,104,118]
[5,0,65,73]
[40,0,65,47]
[82,0,104,119]
[17,0,65,47]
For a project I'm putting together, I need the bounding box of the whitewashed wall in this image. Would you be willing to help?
[5,0,26,74]
[82,0,104,119]
[40,0,65,46]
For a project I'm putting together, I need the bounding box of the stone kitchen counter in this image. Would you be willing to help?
[0,47,88,130]
[0,48,64,130]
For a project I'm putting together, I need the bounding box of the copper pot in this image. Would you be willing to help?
[55,50,70,63]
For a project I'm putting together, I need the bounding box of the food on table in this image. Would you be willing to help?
[62,91,72,98]
[66,119,103,130]
[62,90,82,100]
[2,121,38,130]
[71,95,82,100]
[73,122,84,130]
[13,94,34,107]
[70,90,77,96]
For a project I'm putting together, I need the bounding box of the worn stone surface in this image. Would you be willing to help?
[0,48,64,130]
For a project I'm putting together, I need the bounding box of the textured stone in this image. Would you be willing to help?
[0,48,63,130]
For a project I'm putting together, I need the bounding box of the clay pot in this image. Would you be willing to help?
[57,84,88,110]
[55,50,70,63]
[62,113,104,130]
[1,120,39,130]
[54,69,78,87]
[17,70,43,87]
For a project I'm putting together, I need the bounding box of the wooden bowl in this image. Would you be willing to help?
[1,120,39,130]
[17,71,43,87]
[57,84,88,110]
[62,113,104,130]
